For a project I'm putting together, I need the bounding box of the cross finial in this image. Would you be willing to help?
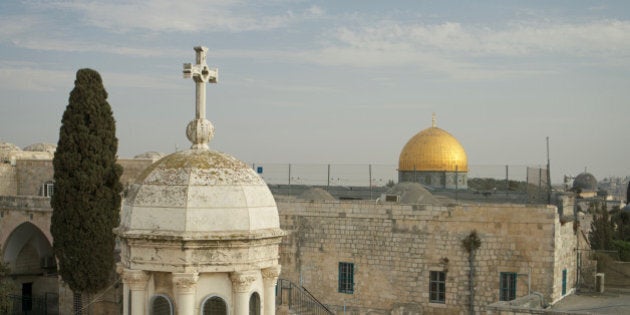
[432,112,437,128]
[183,46,218,150]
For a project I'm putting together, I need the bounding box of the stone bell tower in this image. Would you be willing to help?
[115,46,284,315]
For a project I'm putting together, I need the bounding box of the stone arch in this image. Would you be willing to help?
[201,295,228,315]
[2,222,54,274]
[149,294,173,315]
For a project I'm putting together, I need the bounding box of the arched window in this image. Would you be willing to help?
[202,296,227,315]
[150,295,173,315]
[249,292,261,315]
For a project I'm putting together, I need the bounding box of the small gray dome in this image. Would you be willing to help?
[387,182,437,205]
[298,188,336,202]
[573,172,598,191]
[133,151,165,162]
[23,143,57,154]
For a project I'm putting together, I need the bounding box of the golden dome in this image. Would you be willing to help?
[399,124,468,172]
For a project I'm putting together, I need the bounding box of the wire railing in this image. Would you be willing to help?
[276,278,333,315]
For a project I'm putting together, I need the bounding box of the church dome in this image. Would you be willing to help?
[399,123,468,172]
[573,172,598,192]
[120,149,280,237]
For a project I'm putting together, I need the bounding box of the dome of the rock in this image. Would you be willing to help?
[399,126,468,172]
[398,115,468,189]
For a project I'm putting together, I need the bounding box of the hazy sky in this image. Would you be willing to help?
[1,0,629,183]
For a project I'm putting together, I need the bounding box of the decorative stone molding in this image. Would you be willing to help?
[230,271,257,293]
[262,265,281,286]
[121,269,149,291]
[172,272,199,294]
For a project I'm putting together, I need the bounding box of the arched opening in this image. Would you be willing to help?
[150,294,173,315]
[249,292,261,315]
[202,296,227,315]
[3,222,54,274]
[2,222,58,313]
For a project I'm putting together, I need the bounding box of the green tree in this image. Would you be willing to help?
[589,201,614,251]
[50,69,122,306]
[0,255,16,313]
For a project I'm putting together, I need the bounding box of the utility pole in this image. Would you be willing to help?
[547,137,552,204]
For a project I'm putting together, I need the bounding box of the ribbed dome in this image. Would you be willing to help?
[399,126,468,172]
[119,149,281,238]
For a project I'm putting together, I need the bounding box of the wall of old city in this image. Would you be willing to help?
[277,198,573,314]
[0,163,17,195]
[15,160,54,196]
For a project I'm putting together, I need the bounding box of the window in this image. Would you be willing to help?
[562,269,567,295]
[150,295,173,315]
[42,181,54,197]
[429,271,446,303]
[249,292,261,315]
[338,262,354,294]
[500,272,517,301]
[202,296,227,315]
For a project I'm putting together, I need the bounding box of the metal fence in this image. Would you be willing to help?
[251,163,550,187]
[276,278,333,315]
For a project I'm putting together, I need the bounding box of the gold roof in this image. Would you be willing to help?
[398,125,468,172]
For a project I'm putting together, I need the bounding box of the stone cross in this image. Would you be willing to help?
[183,46,218,120]
[183,46,219,149]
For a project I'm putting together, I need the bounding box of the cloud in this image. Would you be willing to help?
[10,37,185,57]
[42,0,296,33]
[286,19,630,79]
[0,64,178,92]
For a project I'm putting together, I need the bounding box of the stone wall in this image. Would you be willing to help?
[602,261,630,288]
[0,163,17,195]
[15,159,53,196]
[277,198,573,314]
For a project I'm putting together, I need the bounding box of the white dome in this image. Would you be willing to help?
[120,149,280,238]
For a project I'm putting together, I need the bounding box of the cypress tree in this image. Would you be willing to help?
[50,69,122,300]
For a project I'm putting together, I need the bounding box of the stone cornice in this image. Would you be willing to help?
[115,227,285,242]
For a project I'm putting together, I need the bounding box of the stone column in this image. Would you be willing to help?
[120,269,149,315]
[173,272,199,315]
[230,271,257,315]
[262,266,281,315]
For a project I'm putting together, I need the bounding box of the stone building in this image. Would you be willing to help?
[275,185,585,314]
[398,115,468,189]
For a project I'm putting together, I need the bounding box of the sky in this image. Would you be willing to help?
[1,0,629,184]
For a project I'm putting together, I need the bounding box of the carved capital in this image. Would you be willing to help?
[173,272,199,294]
[121,269,149,291]
[230,271,257,293]
[261,265,281,286]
